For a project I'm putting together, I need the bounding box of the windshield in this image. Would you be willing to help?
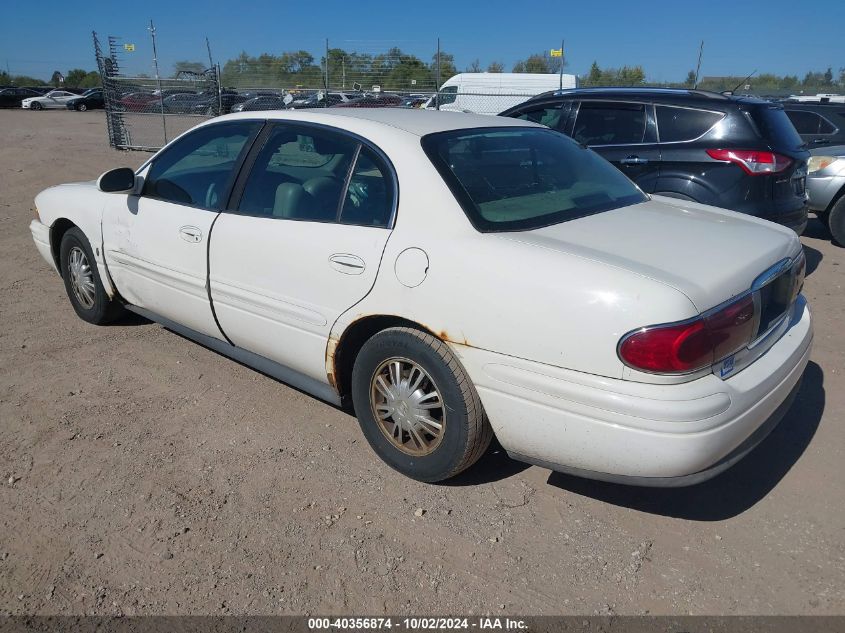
[422,127,647,232]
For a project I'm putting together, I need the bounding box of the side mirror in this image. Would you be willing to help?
[97,167,136,193]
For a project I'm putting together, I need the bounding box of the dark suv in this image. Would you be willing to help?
[781,102,845,148]
[500,88,810,233]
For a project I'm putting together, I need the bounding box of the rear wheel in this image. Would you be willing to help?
[351,327,493,482]
[59,227,125,324]
[829,197,845,247]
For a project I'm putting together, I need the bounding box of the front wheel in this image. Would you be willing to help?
[829,197,845,247]
[59,227,125,324]
[351,327,493,482]
[31,101,43,111]
[78,103,88,112]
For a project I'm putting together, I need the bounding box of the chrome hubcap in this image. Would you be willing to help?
[68,246,95,309]
[370,357,446,456]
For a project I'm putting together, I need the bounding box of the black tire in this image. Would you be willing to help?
[31,101,42,111]
[59,227,125,324]
[351,327,493,482]
[829,197,845,247]
[79,103,88,112]
[815,210,830,229]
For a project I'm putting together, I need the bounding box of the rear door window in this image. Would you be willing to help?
[237,124,358,221]
[573,102,646,145]
[656,106,724,142]
[785,110,837,135]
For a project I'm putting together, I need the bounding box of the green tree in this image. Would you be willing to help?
[487,61,504,73]
[824,67,833,85]
[467,59,482,73]
[50,70,64,87]
[432,51,457,82]
[685,70,697,86]
[587,61,602,84]
[0,70,10,85]
[65,69,100,88]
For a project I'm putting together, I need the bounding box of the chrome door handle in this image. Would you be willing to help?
[329,253,366,275]
[178,225,203,243]
[620,156,648,165]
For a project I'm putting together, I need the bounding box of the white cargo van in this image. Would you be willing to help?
[423,72,578,115]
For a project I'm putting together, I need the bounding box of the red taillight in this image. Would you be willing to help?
[706,148,793,175]
[619,295,756,374]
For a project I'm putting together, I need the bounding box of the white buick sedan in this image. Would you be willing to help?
[30,109,812,485]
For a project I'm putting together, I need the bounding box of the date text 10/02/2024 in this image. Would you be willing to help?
[307,617,529,630]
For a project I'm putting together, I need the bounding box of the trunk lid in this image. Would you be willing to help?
[501,196,801,312]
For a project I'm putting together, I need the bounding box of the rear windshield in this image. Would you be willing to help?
[747,105,804,150]
[421,127,647,232]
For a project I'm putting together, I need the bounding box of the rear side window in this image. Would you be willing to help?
[785,110,837,135]
[747,106,804,150]
[422,127,647,232]
[340,148,393,227]
[656,106,724,142]
[573,102,646,145]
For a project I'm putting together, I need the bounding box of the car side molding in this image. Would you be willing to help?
[125,305,341,407]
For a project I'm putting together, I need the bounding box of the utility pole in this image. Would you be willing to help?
[148,20,167,143]
[325,38,330,93]
[205,37,214,69]
[559,38,565,90]
[693,40,704,89]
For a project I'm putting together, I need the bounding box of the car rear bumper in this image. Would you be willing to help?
[30,219,58,273]
[452,297,812,486]
[767,205,808,234]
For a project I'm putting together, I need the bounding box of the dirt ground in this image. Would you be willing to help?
[0,110,843,617]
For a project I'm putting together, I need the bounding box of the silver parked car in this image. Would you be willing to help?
[807,145,845,245]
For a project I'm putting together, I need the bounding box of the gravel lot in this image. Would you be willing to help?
[0,110,843,617]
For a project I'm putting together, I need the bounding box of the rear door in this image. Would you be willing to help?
[571,100,661,192]
[209,122,395,383]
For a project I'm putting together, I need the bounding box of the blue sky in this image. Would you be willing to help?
[2,0,843,81]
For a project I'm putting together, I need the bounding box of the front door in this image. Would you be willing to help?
[572,100,661,192]
[102,120,261,338]
[209,122,395,383]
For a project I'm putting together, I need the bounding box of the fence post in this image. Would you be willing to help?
[148,20,167,144]
[435,37,441,110]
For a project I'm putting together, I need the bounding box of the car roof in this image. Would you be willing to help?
[519,86,776,107]
[217,108,536,137]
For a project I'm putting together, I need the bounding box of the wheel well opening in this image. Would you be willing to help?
[49,218,77,274]
[332,315,433,411]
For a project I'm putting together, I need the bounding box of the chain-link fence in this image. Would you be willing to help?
[95,32,221,151]
[94,34,553,152]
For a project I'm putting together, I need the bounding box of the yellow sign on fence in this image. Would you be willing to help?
[124,44,135,52]
[550,48,563,57]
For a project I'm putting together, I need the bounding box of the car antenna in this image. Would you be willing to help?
[728,70,757,95]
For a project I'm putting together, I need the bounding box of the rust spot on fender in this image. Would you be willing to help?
[437,329,470,347]
[325,335,340,389]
